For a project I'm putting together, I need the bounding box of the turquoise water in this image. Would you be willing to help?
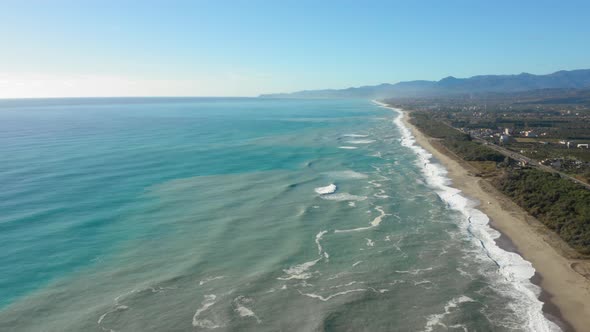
[0,98,558,331]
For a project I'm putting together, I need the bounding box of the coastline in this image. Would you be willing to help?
[391,106,590,332]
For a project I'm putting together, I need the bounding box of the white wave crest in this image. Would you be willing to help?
[192,294,223,329]
[278,231,329,280]
[424,296,475,332]
[371,206,389,226]
[277,258,321,280]
[320,193,367,201]
[314,184,337,195]
[315,230,329,260]
[233,296,261,323]
[379,100,562,332]
[345,139,376,144]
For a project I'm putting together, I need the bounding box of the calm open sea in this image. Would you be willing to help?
[0,98,559,331]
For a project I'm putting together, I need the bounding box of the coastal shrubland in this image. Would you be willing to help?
[409,110,590,254]
[410,112,504,162]
[495,169,590,254]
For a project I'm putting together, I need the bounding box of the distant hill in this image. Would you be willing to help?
[260,69,590,99]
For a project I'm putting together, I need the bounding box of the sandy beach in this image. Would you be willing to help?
[397,109,590,331]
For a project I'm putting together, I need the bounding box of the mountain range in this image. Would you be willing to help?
[259,69,590,99]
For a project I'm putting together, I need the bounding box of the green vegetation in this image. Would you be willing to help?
[407,110,590,254]
[390,89,590,177]
[410,112,504,162]
[495,169,590,254]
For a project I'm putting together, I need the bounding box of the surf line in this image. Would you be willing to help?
[375,100,561,332]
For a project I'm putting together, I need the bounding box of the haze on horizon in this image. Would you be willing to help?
[1,0,589,99]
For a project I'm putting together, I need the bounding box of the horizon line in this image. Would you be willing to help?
[0,95,260,101]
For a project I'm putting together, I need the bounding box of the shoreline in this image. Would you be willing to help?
[390,106,590,332]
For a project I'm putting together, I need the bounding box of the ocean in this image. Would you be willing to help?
[0,98,560,331]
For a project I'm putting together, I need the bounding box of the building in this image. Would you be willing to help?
[577,144,589,149]
[499,134,511,145]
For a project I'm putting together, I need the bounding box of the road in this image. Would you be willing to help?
[435,119,590,190]
[470,134,590,190]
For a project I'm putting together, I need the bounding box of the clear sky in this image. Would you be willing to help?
[1,0,589,98]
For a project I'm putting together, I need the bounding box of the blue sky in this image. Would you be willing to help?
[1,0,589,97]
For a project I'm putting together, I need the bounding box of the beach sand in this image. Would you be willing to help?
[399,109,590,332]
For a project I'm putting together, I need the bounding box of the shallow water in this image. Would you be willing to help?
[0,98,559,331]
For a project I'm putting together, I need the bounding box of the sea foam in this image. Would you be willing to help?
[192,294,222,329]
[233,296,261,323]
[345,139,376,144]
[334,206,388,233]
[377,101,561,332]
[297,289,368,302]
[424,296,475,332]
[314,184,337,195]
[320,193,367,202]
[278,231,329,280]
